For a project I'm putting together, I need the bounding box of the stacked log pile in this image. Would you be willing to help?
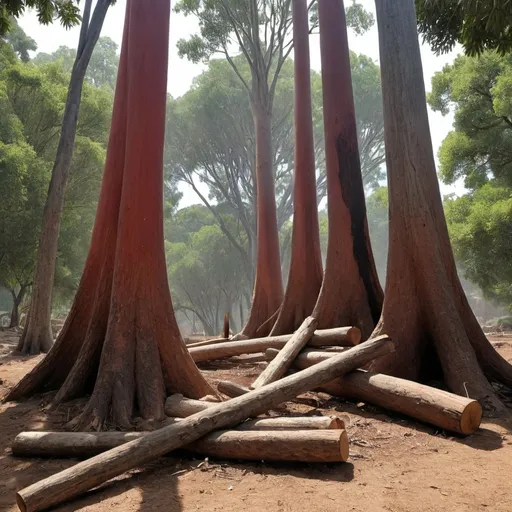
[10,316,484,512]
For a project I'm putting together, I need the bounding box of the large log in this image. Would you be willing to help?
[13,429,349,463]
[15,335,392,512]
[251,316,318,389]
[164,394,211,417]
[217,380,251,398]
[266,348,482,435]
[189,326,361,362]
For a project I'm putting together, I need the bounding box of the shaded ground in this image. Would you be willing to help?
[0,330,511,512]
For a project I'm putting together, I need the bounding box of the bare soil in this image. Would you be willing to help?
[1,329,511,512]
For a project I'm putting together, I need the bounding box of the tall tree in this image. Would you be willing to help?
[18,0,111,354]
[270,0,322,335]
[371,0,512,416]
[6,0,213,430]
[312,0,382,340]
[416,0,512,56]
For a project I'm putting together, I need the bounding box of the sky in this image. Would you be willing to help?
[17,0,464,205]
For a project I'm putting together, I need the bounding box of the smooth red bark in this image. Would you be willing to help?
[5,0,213,429]
[312,0,383,340]
[270,0,323,336]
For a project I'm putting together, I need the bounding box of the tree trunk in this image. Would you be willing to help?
[9,286,24,329]
[15,336,392,512]
[17,0,111,355]
[252,316,318,388]
[371,0,512,416]
[270,0,323,336]
[13,429,349,463]
[189,326,361,363]
[5,0,213,429]
[312,0,383,340]
[241,89,283,338]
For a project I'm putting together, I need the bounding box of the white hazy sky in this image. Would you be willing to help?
[17,0,463,204]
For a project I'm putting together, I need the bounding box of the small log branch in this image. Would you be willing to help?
[189,326,361,362]
[217,380,251,397]
[15,335,392,512]
[266,348,482,435]
[13,429,349,463]
[251,316,318,388]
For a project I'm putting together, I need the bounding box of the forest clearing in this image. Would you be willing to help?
[2,0,512,511]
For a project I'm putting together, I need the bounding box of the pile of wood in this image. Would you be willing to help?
[11,318,483,512]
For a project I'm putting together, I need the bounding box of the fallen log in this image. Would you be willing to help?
[164,394,211,417]
[189,326,361,362]
[15,335,392,512]
[186,337,229,348]
[217,380,251,398]
[251,316,318,389]
[228,354,268,364]
[13,429,349,463]
[266,348,482,435]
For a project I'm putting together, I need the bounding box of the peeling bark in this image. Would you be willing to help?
[312,0,383,340]
[270,0,323,336]
[5,0,213,430]
[371,0,512,417]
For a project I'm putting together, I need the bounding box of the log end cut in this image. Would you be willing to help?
[16,493,27,512]
[347,327,362,345]
[460,400,483,435]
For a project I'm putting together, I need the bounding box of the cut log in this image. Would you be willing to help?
[189,326,361,363]
[15,335,392,512]
[186,337,229,348]
[266,348,482,435]
[251,316,318,389]
[265,347,349,364]
[164,394,211,417]
[237,416,345,430]
[222,312,229,339]
[13,429,349,463]
[228,354,268,364]
[217,380,251,398]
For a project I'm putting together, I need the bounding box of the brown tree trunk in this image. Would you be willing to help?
[5,0,213,430]
[312,0,383,340]
[241,86,283,338]
[371,0,512,416]
[270,0,323,336]
[17,0,111,355]
[9,286,25,329]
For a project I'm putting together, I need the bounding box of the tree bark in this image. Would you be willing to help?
[5,0,213,429]
[266,348,482,435]
[13,429,349,463]
[9,286,25,329]
[15,336,393,512]
[312,0,383,340]
[241,91,283,338]
[17,0,111,355]
[189,326,361,363]
[251,316,318,388]
[371,0,512,417]
[270,0,323,336]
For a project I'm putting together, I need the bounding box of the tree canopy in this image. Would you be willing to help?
[416,0,512,56]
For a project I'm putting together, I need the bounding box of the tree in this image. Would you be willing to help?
[428,52,512,190]
[311,0,382,340]
[416,0,512,56]
[2,17,36,61]
[269,0,322,335]
[6,0,213,430]
[0,1,80,35]
[445,185,512,311]
[34,37,119,89]
[371,0,512,416]
[19,0,111,354]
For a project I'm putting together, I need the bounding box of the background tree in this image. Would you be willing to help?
[6,0,214,430]
[371,0,512,416]
[416,0,512,56]
[19,0,111,354]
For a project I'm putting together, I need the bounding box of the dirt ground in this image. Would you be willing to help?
[1,330,512,512]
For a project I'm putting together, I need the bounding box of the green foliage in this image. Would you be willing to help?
[34,37,119,89]
[1,17,36,61]
[0,38,112,311]
[0,0,81,35]
[428,52,512,190]
[166,205,247,335]
[445,184,512,310]
[416,0,512,56]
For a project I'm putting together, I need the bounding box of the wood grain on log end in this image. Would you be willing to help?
[460,400,483,435]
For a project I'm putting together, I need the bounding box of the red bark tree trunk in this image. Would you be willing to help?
[270,0,323,336]
[5,0,214,429]
[312,0,383,340]
[371,0,512,416]
[241,89,284,338]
